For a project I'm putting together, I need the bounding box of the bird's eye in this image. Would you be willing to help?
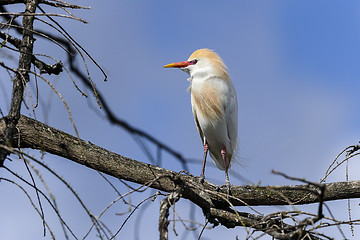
[189,59,198,65]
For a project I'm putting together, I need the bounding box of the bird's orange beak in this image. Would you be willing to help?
[164,61,191,68]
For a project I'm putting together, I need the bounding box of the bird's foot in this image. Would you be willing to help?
[216,181,231,196]
[225,180,231,196]
[199,174,205,184]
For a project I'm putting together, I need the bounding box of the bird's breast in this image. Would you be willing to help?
[190,80,224,125]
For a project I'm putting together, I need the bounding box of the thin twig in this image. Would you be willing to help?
[0,12,88,23]
[3,166,79,239]
[0,177,56,239]
[40,0,90,10]
[111,193,159,240]
[23,157,46,236]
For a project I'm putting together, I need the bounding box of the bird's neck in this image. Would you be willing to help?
[190,67,217,82]
[188,70,220,94]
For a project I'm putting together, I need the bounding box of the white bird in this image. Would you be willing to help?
[164,49,238,189]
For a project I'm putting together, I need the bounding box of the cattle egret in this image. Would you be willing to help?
[164,49,238,190]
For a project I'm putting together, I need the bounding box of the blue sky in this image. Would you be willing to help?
[1,1,360,239]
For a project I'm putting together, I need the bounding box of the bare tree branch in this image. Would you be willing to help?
[0,30,63,74]
[1,115,360,208]
[2,114,358,238]
[0,0,38,166]
[159,189,181,240]
[0,3,190,173]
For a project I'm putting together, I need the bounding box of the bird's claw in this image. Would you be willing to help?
[225,181,231,196]
[199,175,205,184]
[216,182,232,196]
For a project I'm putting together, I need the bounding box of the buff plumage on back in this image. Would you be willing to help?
[188,49,230,81]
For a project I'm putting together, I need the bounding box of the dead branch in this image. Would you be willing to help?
[0,4,191,173]
[1,115,360,207]
[0,30,63,74]
[0,114,360,239]
[0,0,38,166]
[159,189,181,240]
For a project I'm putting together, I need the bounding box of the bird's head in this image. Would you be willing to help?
[164,48,229,80]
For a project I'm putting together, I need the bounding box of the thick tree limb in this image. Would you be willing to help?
[1,115,358,239]
[1,115,360,208]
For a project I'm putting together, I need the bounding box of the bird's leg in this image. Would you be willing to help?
[199,140,208,183]
[221,146,231,195]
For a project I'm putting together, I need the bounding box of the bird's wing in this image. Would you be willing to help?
[225,84,238,149]
[192,108,205,144]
